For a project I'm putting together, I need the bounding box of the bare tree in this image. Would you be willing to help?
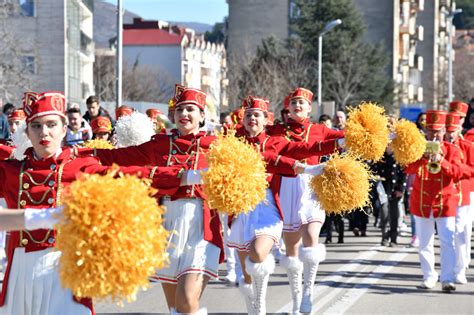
[229,37,316,112]
[0,1,35,104]
[93,51,116,102]
[325,41,392,109]
[122,61,174,103]
[93,52,175,103]
[454,49,474,101]
[325,44,363,108]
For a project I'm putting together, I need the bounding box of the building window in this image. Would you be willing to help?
[21,56,35,74]
[19,0,34,17]
[289,0,301,19]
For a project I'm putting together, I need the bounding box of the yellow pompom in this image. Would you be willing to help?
[56,169,169,304]
[310,154,372,215]
[83,139,114,149]
[202,131,268,215]
[392,119,427,166]
[345,102,390,162]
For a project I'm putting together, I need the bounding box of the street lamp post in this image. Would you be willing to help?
[317,19,342,108]
[445,8,462,103]
[116,0,124,109]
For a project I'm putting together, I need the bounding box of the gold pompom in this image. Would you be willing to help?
[56,169,169,304]
[83,139,114,149]
[310,154,372,215]
[392,119,427,166]
[202,131,268,215]
[345,102,390,162]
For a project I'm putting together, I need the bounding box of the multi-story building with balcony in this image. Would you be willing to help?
[227,0,459,112]
[354,0,425,111]
[122,18,228,116]
[0,0,94,105]
[417,0,458,109]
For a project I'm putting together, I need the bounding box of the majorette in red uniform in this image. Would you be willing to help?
[146,108,162,121]
[405,110,467,292]
[0,91,186,315]
[447,101,474,280]
[115,105,133,120]
[267,87,344,313]
[449,102,474,264]
[6,109,27,139]
[0,110,26,160]
[90,116,113,141]
[228,96,342,314]
[146,108,167,134]
[85,85,224,314]
[0,108,27,259]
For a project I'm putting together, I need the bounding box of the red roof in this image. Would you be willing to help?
[123,29,184,46]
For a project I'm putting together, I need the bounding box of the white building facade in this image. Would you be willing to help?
[122,18,227,116]
[0,0,94,105]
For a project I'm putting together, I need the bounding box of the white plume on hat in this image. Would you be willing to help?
[115,111,155,148]
[12,121,32,160]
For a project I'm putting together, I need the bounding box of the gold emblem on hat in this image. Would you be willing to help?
[51,94,64,112]
[431,113,440,123]
[196,93,206,105]
[174,85,185,98]
[98,119,110,128]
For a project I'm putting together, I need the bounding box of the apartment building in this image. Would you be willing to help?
[0,0,94,105]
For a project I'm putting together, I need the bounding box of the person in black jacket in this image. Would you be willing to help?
[375,147,406,246]
[82,95,115,127]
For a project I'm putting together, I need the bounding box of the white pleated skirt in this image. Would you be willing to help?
[279,174,326,232]
[227,189,283,251]
[0,248,91,315]
[155,198,220,284]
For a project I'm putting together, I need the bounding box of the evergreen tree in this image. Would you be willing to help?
[454,0,474,29]
[291,0,394,108]
[232,37,316,112]
[204,21,226,44]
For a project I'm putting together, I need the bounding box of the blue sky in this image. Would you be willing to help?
[103,0,228,25]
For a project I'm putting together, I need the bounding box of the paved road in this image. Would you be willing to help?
[96,219,474,314]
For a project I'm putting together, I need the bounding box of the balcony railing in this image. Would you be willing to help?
[80,31,94,56]
[82,0,94,12]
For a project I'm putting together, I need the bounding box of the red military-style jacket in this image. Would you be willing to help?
[238,130,341,220]
[267,119,344,165]
[0,140,14,160]
[0,147,183,310]
[455,137,474,203]
[464,128,474,142]
[405,142,467,218]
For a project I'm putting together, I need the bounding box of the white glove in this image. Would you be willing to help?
[303,164,326,176]
[24,206,63,230]
[337,138,345,149]
[180,169,206,186]
[389,133,396,141]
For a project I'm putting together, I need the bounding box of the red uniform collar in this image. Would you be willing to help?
[23,147,73,167]
[286,118,310,129]
[170,129,207,141]
[244,130,268,145]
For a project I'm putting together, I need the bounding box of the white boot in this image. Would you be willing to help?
[170,307,208,314]
[246,254,275,315]
[299,244,326,314]
[280,255,303,314]
[238,276,255,314]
